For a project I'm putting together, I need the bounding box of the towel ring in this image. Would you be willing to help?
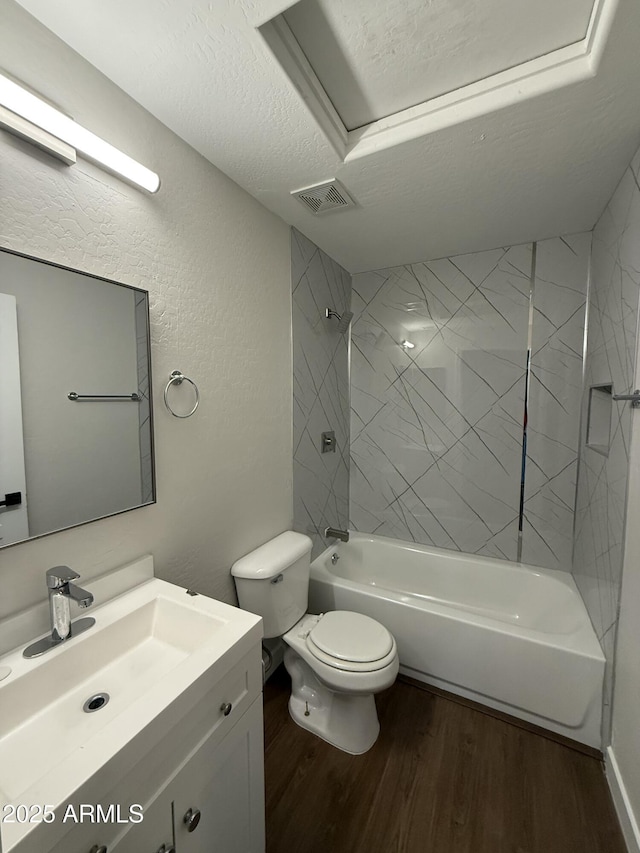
[164,370,199,418]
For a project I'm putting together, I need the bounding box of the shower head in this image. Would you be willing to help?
[325,307,354,334]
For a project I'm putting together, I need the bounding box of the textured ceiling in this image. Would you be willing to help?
[13,0,640,273]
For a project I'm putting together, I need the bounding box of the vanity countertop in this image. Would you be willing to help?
[0,563,262,852]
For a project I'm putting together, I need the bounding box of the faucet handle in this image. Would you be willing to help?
[46,565,80,588]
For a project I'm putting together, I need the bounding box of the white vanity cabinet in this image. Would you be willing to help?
[172,696,264,853]
[106,697,264,853]
[24,645,264,853]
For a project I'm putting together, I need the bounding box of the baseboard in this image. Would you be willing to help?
[606,747,640,853]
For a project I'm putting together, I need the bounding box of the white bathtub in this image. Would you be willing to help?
[309,532,605,748]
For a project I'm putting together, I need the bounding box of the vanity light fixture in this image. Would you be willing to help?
[0,104,76,164]
[0,72,160,193]
[401,340,415,349]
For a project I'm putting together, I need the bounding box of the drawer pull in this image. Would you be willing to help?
[221,701,233,716]
[183,807,201,832]
[89,847,108,853]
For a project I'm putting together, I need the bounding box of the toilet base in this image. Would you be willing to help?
[284,648,380,754]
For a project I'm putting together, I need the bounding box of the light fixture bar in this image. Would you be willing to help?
[0,73,160,193]
[0,105,76,165]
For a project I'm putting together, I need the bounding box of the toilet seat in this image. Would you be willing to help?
[284,612,399,695]
[305,611,397,673]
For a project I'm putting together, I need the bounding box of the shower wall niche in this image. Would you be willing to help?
[349,234,591,572]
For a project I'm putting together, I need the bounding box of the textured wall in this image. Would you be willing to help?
[291,228,351,559]
[573,147,640,740]
[350,236,589,571]
[0,1,292,622]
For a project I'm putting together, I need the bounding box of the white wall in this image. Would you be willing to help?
[0,0,292,620]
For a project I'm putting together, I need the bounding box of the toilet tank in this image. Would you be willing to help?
[231,531,313,638]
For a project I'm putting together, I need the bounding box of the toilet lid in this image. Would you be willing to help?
[308,611,393,663]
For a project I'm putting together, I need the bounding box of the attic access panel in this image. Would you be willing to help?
[279,0,596,131]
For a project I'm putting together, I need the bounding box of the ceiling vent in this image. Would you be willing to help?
[291,179,355,215]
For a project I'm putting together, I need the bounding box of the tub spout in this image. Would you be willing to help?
[325,527,349,543]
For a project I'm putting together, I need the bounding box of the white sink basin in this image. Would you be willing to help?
[0,576,262,851]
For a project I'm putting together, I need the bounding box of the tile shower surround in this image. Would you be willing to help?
[350,236,590,571]
[573,146,640,740]
[291,228,351,559]
[524,236,592,569]
[291,154,640,747]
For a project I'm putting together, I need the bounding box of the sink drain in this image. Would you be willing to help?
[83,692,110,713]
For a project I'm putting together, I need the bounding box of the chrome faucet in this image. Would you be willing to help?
[23,566,96,658]
[324,526,349,543]
[46,566,94,641]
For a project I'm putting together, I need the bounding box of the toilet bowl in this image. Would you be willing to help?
[283,612,398,753]
[231,531,399,754]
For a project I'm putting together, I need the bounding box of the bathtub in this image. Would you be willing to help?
[309,532,605,748]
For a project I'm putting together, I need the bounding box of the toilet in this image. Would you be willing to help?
[231,530,399,754]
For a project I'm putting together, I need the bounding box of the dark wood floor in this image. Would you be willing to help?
[264,667,625,853]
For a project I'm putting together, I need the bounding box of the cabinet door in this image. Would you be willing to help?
[105,788,174,853]
[172,697,264,853]
[44,790,173,853]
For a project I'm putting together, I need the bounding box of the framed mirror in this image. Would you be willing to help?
[0,247,155,548]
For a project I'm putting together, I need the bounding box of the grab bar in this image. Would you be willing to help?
[612,389,640,408]
[68,392,141,401]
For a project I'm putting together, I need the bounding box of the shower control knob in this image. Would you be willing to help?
[89,846,108,853]
[183,807,201,832]
[221,701,233,716]
[155,845,175,853]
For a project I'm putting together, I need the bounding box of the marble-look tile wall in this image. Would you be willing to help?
[291,228,351,559]
[350,246,530,561]
[573,147,640,739]
[350,236,590,570]
[522,235,591,570]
